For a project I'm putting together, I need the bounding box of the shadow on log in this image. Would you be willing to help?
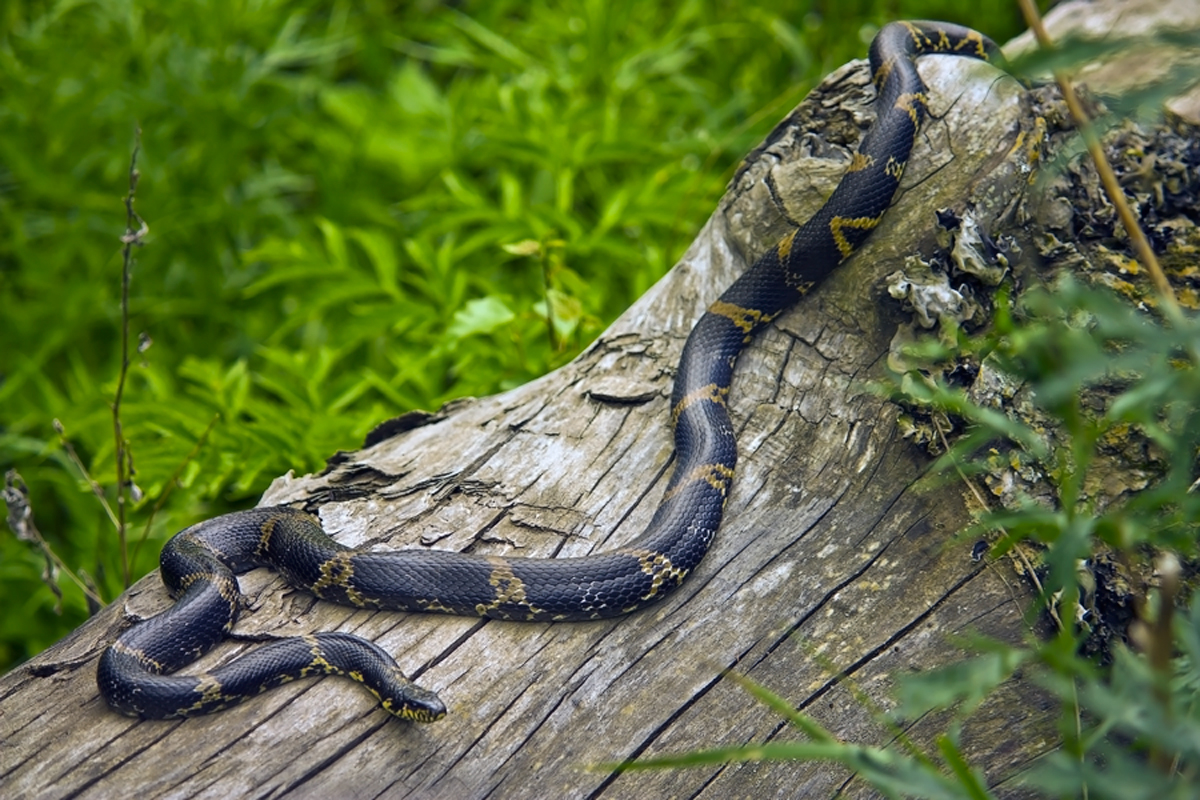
[4,0,1197,796]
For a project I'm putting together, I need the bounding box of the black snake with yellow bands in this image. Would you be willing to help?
[98,21,1003,723]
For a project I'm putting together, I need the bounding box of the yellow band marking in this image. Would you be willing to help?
[617,548,690,600]
[830,213,885,259]
[311,552,366,607]
[872,57,895,88]
[112,640,166,673]
[900,21,924,48]
[956,31,988,58]
[255,516,279,559]
[174,572,200,592]
[475,556,541,617]
[776,229,797,260]
[299,634,339,678]
[786,276,816,294]
[847,152,875,173]
[671,383,729,424]
[418,598,460,614]
[708,300,766,334]
[894,92,927,126]
[184,673,227,714]
[665,462,736,501]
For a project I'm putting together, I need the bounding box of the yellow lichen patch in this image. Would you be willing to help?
[1103,249,1141,275]
[310,552,367,607]
[1095,272,1142,302]
[1005,129,1027,160]
[665,462,736,500]
[1178,287,1200,310]
[671,382,730,423]
[830,213,885,259]
[1028,117,1047,166]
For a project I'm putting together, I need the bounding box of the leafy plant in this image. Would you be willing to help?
[606,278,1200,797]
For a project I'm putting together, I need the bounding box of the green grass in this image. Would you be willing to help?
[0,0,1026,671]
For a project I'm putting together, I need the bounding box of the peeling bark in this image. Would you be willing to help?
[3,1,1193,797]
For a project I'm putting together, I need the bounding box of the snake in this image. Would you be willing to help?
[97,21,1003,724]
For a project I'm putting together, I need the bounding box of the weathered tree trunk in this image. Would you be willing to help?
[3,1,1195,797]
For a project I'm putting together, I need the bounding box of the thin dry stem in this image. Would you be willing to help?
[113,124,148,588]
[3,470,105,607]
[1015,0,1180,324]
[54,419,119,530]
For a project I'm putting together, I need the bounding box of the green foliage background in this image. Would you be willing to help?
[0,0,1027,672]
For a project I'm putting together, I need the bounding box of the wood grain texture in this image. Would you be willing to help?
[3,48,1051,800]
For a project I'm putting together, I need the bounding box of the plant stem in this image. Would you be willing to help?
[114,124,148,588]
[1015,0,1180,325]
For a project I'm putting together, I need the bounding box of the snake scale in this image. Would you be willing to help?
[98,21,1002,723]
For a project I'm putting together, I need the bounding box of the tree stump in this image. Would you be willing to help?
[4,1,1194,796]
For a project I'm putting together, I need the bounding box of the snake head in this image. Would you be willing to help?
[381,678,448,723]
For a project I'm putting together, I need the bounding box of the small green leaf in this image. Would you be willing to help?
[447,297,515,340]
[502,239,542,257]
[896,649,1028,719]
[722,671,835,742]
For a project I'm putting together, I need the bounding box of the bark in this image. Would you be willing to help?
[3,1,1194,797]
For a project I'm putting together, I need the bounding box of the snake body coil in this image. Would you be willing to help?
[98,21,1002,723]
